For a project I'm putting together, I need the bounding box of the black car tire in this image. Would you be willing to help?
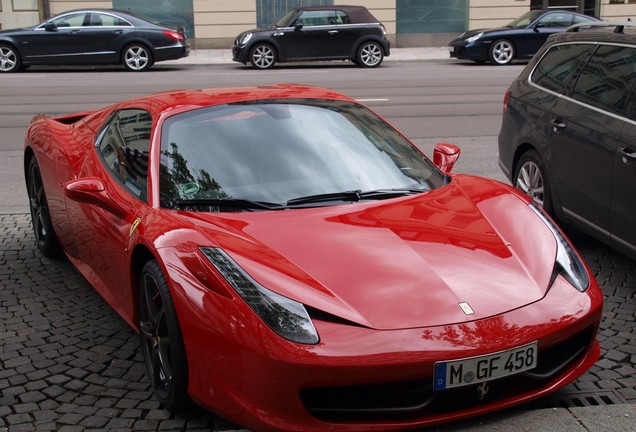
[122,43,153,71]
[514,150,554,214]
[357,41,384,67]
[27,156,62,258]
[249,43,277,69]
[0,43,22,73]
[489,39,515,65]
[138,259,191,412]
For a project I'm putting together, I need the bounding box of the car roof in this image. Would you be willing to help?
[98,84,358,120]
[549,21,636,44]
[292,5,379,23]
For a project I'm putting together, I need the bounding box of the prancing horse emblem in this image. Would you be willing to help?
[477,382,489,399]
[459,302,474,315]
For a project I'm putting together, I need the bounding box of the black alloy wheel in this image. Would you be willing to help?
[27,157,62,258]
[138,260,191,412]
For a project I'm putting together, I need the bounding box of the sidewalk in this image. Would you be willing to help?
[164,46,451,65]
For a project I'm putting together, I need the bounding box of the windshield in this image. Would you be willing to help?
[159,99,446,211]
[505,10,543,28]
[275,9,297,27]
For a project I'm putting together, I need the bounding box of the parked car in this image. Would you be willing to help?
[448,9,599,65]
[25,84,602,431]
[0,9,190,72]
[499,22,636,261]
[232,5,390,69]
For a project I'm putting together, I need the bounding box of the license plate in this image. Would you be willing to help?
[433,342,538,391]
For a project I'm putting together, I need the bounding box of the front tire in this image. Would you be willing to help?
[27,157,62,258]
[357,41,384,67]
[249,43,276,69]
[489,39,515,65]
[138,260,191,412]
[122,44,153,71]
[0,44,21,73]
[514,150,554,214]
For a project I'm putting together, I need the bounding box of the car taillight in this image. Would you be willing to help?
[503,88,510,113]
[163,30,184,41]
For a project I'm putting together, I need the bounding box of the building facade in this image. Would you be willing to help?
[2,0,636,47]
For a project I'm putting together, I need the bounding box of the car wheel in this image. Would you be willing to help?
[489,39,515,65]
[249,44,276,69]
[27,157,62,258]
[122,44,153,71]
[514,150,554,214]
[357,41,384,67]
[0,44,21,73]
[138,260,191,412]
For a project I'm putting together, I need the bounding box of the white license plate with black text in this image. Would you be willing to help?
[433,342,538,390]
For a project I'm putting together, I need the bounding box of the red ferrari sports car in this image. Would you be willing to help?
[24,85,603,431]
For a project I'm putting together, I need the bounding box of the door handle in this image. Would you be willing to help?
[328,30,338,35]
[551,118,566,134]
[70,29,80,35]
[621,147,636,163]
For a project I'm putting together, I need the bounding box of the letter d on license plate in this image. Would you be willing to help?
[434,341,538,390]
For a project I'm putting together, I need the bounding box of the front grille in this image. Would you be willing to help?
[301,326,595,422]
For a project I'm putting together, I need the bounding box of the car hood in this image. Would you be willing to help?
[182,176,557,330]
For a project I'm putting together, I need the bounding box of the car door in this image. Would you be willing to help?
[612,75,636,257]
[77,12,133,62]
[283,10,346,59]
[19,12,89,64]
[65,108,151,315]
[549,45,633,238]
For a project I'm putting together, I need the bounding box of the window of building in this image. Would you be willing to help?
[396,0,468,34]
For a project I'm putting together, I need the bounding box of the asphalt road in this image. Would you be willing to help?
[0,60,514,214]
[1,61,635,431]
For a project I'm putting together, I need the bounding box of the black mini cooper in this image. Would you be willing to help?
[232,5,390,69]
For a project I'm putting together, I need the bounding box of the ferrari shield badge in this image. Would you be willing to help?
[129,217,142,238]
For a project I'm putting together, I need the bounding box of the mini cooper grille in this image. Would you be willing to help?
[301,326,595,422]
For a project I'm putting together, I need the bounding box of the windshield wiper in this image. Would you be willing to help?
[176,198,285,211]
[286,188,425,207]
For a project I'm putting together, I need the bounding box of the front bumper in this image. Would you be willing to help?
[448,41,490,62]
[174,269,603,432]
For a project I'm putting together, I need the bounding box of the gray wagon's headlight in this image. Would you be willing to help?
[529,204,590,292]
[465,32,483,43]
[239,32,252,45]
[200,247,319,344]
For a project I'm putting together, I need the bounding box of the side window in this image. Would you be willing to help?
[297,10,335,26]
[97,109,151,201]
[50,13,87,28]
[335,11,351,25]
[537,13,573,28]
[571,45,636,117]
[531,44,593,94]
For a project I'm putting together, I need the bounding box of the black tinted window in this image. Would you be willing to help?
[531,44,593,93]
[571,45,636,117]
[97,109,151,200]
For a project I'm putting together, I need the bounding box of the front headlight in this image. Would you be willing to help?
[239,32,252,45]
[465,32,483,43]
[200,247,319,344]
[529,204,590,292]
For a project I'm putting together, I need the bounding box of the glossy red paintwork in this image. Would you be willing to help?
[24,85,603,432]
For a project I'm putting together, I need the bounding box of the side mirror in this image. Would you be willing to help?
[433,142,461,173]
[294,23,304,30]
[64,178,128,218]
[44,22,58,32]
[533,23,545,31]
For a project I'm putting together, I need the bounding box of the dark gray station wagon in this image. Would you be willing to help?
[232,5,390,69]
[498,22,636,261]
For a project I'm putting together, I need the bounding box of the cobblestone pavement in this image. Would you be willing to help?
[1,213,635,431]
